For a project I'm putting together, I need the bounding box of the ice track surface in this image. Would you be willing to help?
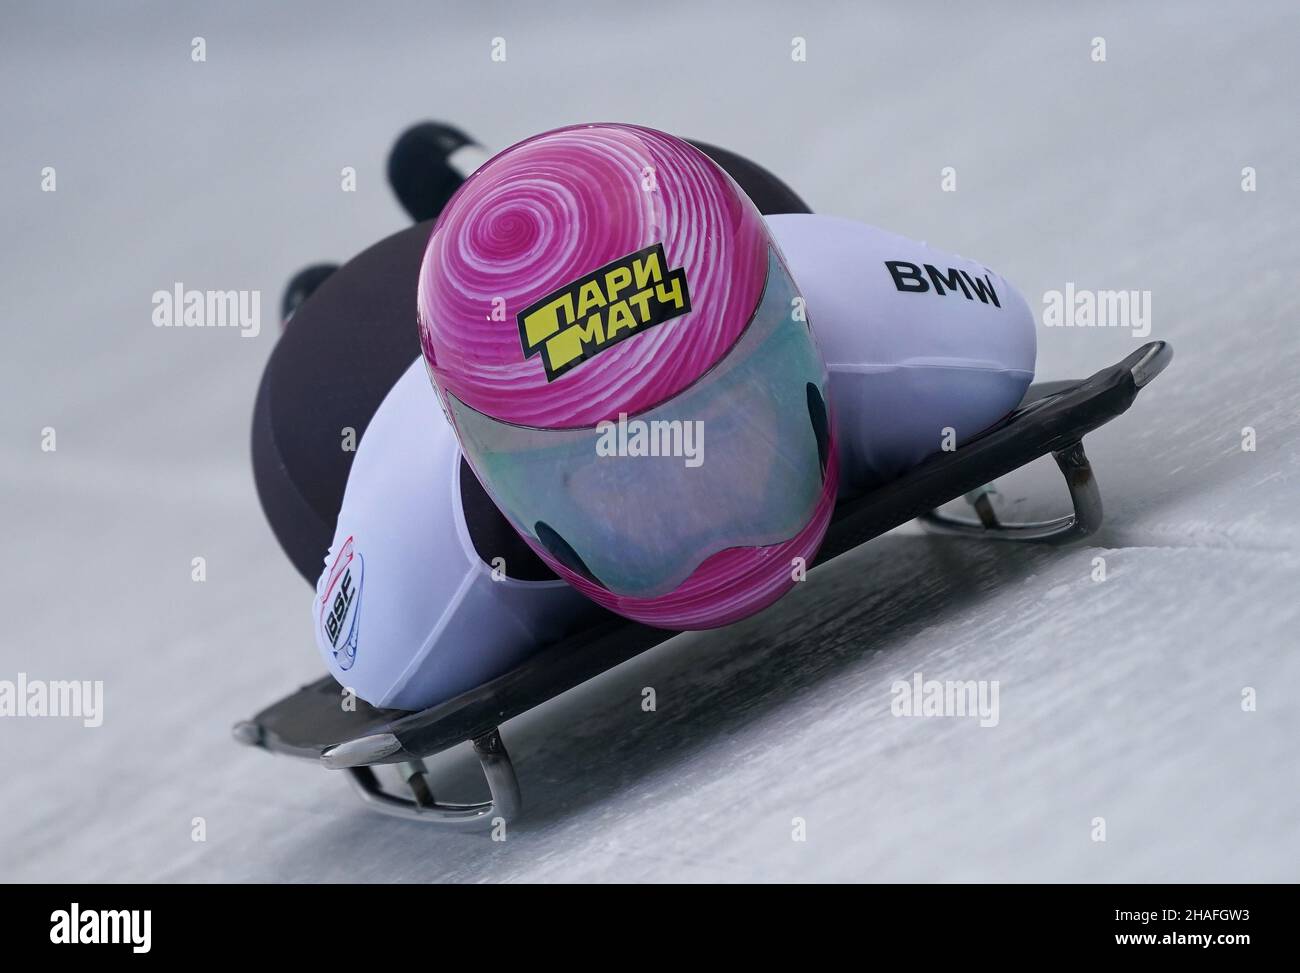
[2,1,1297,882]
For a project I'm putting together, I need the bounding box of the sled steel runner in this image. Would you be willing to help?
[234,340,1171,830]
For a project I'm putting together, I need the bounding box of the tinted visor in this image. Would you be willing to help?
[446,248,830,599]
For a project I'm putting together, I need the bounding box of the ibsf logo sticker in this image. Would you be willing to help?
[319,536,363,671]
[517,242,691,381]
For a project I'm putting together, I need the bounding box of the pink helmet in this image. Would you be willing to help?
[418,123,837,629]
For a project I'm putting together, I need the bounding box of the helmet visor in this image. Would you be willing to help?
[445,247,831,599]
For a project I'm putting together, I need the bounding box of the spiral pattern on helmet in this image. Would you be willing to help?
[417,123,769,428]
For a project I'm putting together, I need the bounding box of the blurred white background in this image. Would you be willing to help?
[2,0,1297,881]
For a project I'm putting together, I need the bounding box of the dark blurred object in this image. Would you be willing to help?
[387,121,479,222]
[280,263,338,325]
[690,139,810,215]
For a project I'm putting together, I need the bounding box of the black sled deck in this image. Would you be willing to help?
[235,340,1172,830]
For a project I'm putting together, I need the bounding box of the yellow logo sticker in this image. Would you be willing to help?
[517,243,691,381]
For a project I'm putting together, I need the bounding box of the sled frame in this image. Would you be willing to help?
[235,341,1171,831]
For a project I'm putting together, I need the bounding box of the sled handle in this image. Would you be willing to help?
[326,728,521,831]
[918,440,1102,543]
